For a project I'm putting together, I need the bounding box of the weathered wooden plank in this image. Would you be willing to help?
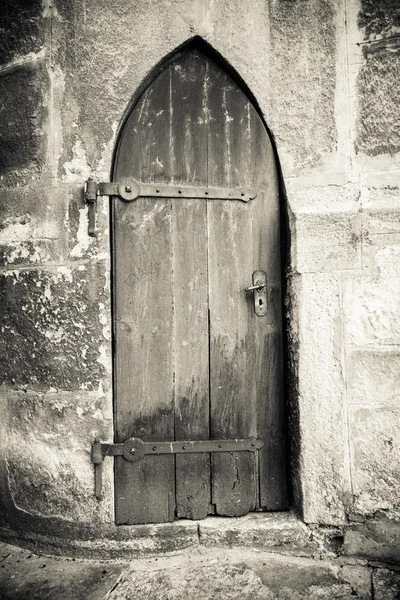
[250,112,288,509]
[207,60,257,516]
[171,51,211,519]
[113,65,175,524]
[113,197,175,524]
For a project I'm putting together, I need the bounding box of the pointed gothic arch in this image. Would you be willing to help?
[111,44,288,525]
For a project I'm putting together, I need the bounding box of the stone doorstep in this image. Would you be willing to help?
[0,512,323,560]
[197,511,319,554]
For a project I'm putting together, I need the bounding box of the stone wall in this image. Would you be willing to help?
[0,0,399,558]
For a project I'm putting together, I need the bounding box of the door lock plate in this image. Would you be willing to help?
[246,270,267,316]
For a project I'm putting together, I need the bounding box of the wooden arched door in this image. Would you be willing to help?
[112,48,287,525]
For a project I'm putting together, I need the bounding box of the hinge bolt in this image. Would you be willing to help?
[130,448,136,454]
[125,185,132,193]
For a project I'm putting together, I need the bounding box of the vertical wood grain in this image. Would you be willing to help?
[113,67,175,524]
[250,113,288,509]
[207,61,257,515]
[171,52,211,519]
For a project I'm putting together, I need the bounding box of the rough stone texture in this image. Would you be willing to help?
[0,184,67,267]
[356,46,400,157]
[0,542,375,600]
[198,513,317,555]
[0,63,49,186]
[287,273,348,525]
[0,0,46,64]
[346,348,400,407]
[344,516,400,564]
[0,389,112,521]
[358,0,400,37]
[108,553,372,600]
[373,568,400,600]
[0,521,200,561]
[0,543,126,600]
[342,245,400,345]
[349,405,400,517]
[0,264,109,390]
[293,211,361,273]
[268,0,338,172]
[363,187,400,241]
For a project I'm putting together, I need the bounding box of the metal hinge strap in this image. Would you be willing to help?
[84,177,257,237]
[92,436,263,500]
[85,177,257,203]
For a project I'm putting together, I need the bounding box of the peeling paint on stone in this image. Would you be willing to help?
[63,139,92,183]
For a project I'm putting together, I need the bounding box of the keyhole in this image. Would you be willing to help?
[259,299,263,306]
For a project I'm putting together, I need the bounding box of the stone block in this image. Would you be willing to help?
[268,0,338,172]
[349,405,400,517]
[286,182,361,214]
[344,516,400,564]
[52,0,188,177]
[361,184,400,253]
[0,388,113,523]
[0,263,111,391]
[342,245,400,345]
[362,186,400,238]
[358,0,400,37]
[0,0,46,65]
[0,63,49,187]
[198,512,316,555]
[288,273,348,524]
[356,46,400,157]
[373,568,400,600]
[0,184,70,268]
[293,211,361,273]
[346,347,400,407]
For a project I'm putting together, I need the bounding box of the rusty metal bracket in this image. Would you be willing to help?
[92,436,263,500]
[84,177,257,236]
[84,179,98,237]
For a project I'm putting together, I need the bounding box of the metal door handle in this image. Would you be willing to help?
[245,281,267,292]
